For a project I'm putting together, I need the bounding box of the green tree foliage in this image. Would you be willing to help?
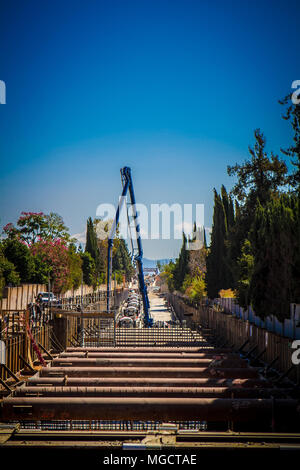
[227,129,288,207]
[219,125,300,321]
[161,234,206,301]
[173,233,190,291]
[160,261,176,292]
[203,227,207,249]
[112,238,134,281]
[182,273,206,302]
[226,129,288,290]
[14,212,47,244]
[249,195,300,320]
[30,255,49,285]
[80,252,96,287]
[85,217,105,282]
[279,94,300,191]
[85,217,98,259]
[3,238,35,283]
[236,239,254,310]
[3,212,71,245]
[206,187,234,298]
[67,244,83,291]
[0,246,20,294]
[31,239,70,293]
[1,212,77,291]
[43,212,71,242]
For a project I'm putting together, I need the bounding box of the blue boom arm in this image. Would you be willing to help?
[107,167,152,327]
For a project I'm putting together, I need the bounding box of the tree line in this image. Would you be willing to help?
[160,225,207,303]
[161,94,300,321]
[0,212,134,295]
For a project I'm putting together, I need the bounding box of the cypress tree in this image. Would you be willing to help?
[227,129,288,289]
[280,94,300,192]
[206,188,233,298]
[203,227,207,249]
[81,251,96,287]
[249,194,299,321]
[85,217,104,281]
[173,233,190,291]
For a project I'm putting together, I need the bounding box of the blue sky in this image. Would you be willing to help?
[0,0,299,258]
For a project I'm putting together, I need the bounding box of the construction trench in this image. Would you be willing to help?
[1,289,300,451]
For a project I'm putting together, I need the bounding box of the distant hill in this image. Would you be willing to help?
[143,258,174,268]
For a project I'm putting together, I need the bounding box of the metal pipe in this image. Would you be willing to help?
[14,386,295,398]
[58,352,241,359]
[39,366,260,378]
[65,347,232,353]
[1,397,299,422]
[27,377,272,387]
[0,378,12,393]
[51,358,215,367]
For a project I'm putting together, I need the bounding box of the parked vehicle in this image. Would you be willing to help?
[37,292,59,306]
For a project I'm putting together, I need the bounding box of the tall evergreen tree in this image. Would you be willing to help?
[249,194,300,321]
[203,227,207,249]
[206,188,233,298]
[236,239,254,310]
[112,238,134,281]
[85,217,104,281]
[3,238,35,283]
[227,129,288,288]
[227,129,288,208]
[80,251,96,287]
[280,94,300,192]
[173,233,190,291]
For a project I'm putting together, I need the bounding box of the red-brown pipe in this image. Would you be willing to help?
[1,397,298,422]
[14,386,293,398]
[51,358,215,367]
[27,377,270,388]
[40,366,259,378]
[65,347,232,353]
[59,352,239,359]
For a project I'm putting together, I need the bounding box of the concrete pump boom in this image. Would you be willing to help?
[106,167,152,327]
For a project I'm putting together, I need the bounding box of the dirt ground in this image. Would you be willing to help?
[148,291,172,322]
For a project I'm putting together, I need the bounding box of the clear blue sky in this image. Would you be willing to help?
[0,0,299,258]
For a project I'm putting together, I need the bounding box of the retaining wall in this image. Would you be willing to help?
[167,293,300,381]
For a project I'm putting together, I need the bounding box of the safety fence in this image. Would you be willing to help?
[57,288,128,348]
[167,293,300,382]
[0,288,128,382]
[0,284,46,311]
[0,323,52,381]
[215,297,300,339]
[67,318,115,348]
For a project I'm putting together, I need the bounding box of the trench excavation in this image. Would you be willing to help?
[1,314,300,434]
[1,287,300,452]
[1,166,300,449]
